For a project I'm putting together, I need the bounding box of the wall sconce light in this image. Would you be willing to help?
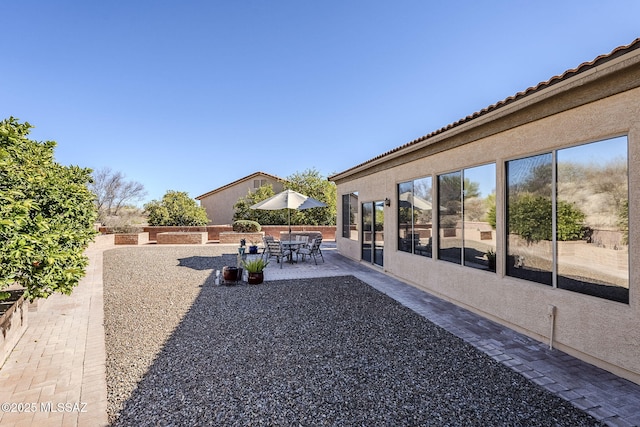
[384,198,391,207]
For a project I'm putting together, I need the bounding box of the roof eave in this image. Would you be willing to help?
[329,38,640,183]
[196,171,287,199]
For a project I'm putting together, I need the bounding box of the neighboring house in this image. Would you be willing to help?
[196,171,285,225]
[330,39,640,384]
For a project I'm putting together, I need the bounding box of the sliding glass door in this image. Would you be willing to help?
[362,201,384,266]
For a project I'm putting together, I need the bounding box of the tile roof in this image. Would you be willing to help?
[330,37,640,181]
[195,171,286,199]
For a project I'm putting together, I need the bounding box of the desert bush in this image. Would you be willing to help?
[508,194,585,243]
[232,220,261,232]
[145,191,208,226]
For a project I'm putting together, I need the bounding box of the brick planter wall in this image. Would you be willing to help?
[0,292,28,367]
[156,232,208,244]
[134,225,336,242]
[114,232,149,245]
[143,226,209,241]
[219,232,264,245]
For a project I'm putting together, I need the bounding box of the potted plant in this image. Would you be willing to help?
[242,258,269,285]
[248,240,259,254]
[485,249,496,271]
[222,266,240,284]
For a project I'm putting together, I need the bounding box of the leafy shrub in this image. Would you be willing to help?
[144,191,209,226]
[557,200,587,241]
[508,194,585,243]
[233,220,261,232]
[617,199,628,245]
[0,118,97,300]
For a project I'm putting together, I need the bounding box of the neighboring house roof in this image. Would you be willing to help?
[330,37,640,181]
[195,171,286,200]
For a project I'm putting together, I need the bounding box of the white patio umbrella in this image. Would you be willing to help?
[250,189,327,240]
[399,191,433,211]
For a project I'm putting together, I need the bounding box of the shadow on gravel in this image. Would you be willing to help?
[177,256,222,271]
[105,247,603,427]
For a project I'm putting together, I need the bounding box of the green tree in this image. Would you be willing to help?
[144,191,209,226]
[233,184,287,225]
[233,169,337,226]
[285,168,336,225]
[557,200,586,241]
[617,199,628,245]
[508,194,552,243]
[0,117,97,300]
[508,194,585,243]
[485,193,497,228]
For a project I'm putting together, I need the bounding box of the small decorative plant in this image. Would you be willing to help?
[242,258,269,273]
[242,258,269,285]
[485,249,496,271]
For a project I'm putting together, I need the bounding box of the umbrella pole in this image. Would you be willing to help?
[288,209,291,241]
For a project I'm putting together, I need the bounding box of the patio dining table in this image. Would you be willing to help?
[280,240,306,263]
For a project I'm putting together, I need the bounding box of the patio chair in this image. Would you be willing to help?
[295,235,309,245]
[298,237,324,264]
[264,238,294,268]
[261,235,275,260]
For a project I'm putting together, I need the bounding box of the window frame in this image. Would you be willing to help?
[436,163,496,270]
[504,136,629,303]
[397,177,433,258]
[341,191,359,240]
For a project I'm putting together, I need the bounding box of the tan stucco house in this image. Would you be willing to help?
[330,39,640,384]
[196,171,285,225]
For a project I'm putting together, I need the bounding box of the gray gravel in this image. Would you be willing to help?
[104,246,603,426]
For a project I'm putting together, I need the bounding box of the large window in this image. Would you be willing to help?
[438,171,463,263]
[341,192,359,239]
[506,136,628,303]
[463,164,497,270]
[437,165,496,269]
[506,153,554,284]
[398,177,433,257]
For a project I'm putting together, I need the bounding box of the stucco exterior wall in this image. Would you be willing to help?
[199,175,284,225]
[334,80,640,383]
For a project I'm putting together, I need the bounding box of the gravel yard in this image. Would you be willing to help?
[104,246,602,426]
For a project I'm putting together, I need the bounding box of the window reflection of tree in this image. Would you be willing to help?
[506,137,629,303]
[557,138,628,303]
[506,154,553,285]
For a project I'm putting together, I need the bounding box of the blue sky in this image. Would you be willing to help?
[3,1,639,205]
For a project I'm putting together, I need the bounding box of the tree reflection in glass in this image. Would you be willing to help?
[398,181,414,254]
[414,177,433,258]
[557,136,628,303]
[438,171,462,264]
[463,164,496,270]
[506,154,553,285]
[398,178,433,257]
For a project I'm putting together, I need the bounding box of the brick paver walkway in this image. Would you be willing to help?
[0,235,110,427]
[0,238,639,426]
